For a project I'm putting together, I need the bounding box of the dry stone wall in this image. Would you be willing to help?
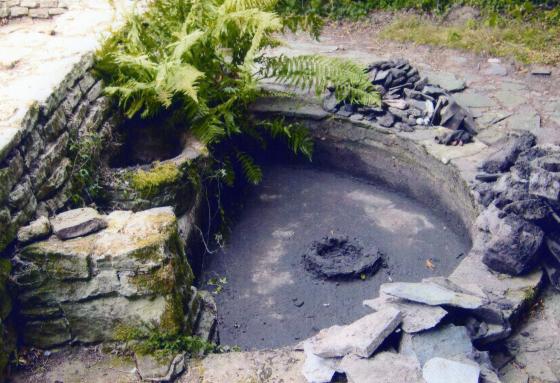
[0,0,68,20]
[0,53,116,376]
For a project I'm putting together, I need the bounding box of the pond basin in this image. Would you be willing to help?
[200,163,471,350]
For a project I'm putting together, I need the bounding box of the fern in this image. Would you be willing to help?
[236,151,263,184]
[262,54,381,106]
[96,0,378,187]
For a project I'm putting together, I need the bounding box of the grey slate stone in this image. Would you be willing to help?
[400,324,474,366]
[51,207,107,240]
[363,295,447,333]
[309,307,402,358]
[380,281,486,309]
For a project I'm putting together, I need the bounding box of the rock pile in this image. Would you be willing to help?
[11,206,216,349]
[322,59,477,145]
[301,277,502,383]
[473,132,560,278]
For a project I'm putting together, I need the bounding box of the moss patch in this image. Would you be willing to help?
[381,15,560,65]
[129,163,182,198]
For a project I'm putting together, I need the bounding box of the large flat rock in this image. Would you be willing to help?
[423,357,480,383]
[364,294,447,333]
[340,352,425,383]
[180,348,306,383]
[380,281,486,309]
[309,307,402,358]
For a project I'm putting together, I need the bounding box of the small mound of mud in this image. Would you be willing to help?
[303,236,384,279]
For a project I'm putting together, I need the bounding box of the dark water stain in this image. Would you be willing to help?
[200,164,471,350]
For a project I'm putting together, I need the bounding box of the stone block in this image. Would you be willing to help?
[38,0,56,7]
[21,129,44,169]
[28,7,48,18]
[0,150,24,204]
[47,7,64,15]
[29,132,69,189]
[23,318,71,348]
[9,6,28,17]
[19,0,37,7]
[42,108,67,142]
[35,157,70,201]
[8,176,33,210]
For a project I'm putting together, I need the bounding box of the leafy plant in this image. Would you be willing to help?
[68,132,104,206]
[115,323,218,357]
[96,0,379,184]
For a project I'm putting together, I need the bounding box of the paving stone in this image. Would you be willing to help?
[483,62,508,76]
[380,281,486,309]
[507,106,541,133]
[340,352,424,383]
[423,357,480,383]
[309,307,402,358]
[363,294,447,333]
[426,71,466,92]
[494,90,526,109]
[455,92,496,109]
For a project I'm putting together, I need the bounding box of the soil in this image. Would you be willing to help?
[200,164,471,350]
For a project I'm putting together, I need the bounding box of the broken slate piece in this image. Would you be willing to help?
[380,281,486,309]
[422,357,480,383]
[51,208,108,240]
[309,307,401,358]
[17,216,51,244]
[400,324,474,366]
[363,295,446,333]
[302,342,338,383]
[340,352,424,383]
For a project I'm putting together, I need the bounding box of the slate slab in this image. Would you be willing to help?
[309,307,402,358]
[363,295,446,333]
[380,281,486,309]
[51,207,107,240]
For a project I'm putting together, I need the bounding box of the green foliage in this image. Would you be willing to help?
[68,132,104,206]
[115,324,218,357]
[382,15,560,64]
[276,0,560,23]
[262,55,381,106]
[96,0,376,185]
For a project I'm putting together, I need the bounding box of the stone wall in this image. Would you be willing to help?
[0,0,68,20]
[0,53,116,375]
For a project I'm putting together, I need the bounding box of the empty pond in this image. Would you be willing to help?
[200,164,471,350]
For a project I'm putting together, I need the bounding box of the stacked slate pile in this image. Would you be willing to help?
[323,59,476,144]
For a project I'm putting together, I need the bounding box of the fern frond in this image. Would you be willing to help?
[262,55,380,106]
[236,151,263,184]
[169,27,204,61]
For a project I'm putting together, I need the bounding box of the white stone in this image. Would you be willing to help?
[340,352,425,383]
[380,281,486,309]
[309,307,402,358]
[364,294,447,333]
[17,215,51,243]
[422,357,480,383]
